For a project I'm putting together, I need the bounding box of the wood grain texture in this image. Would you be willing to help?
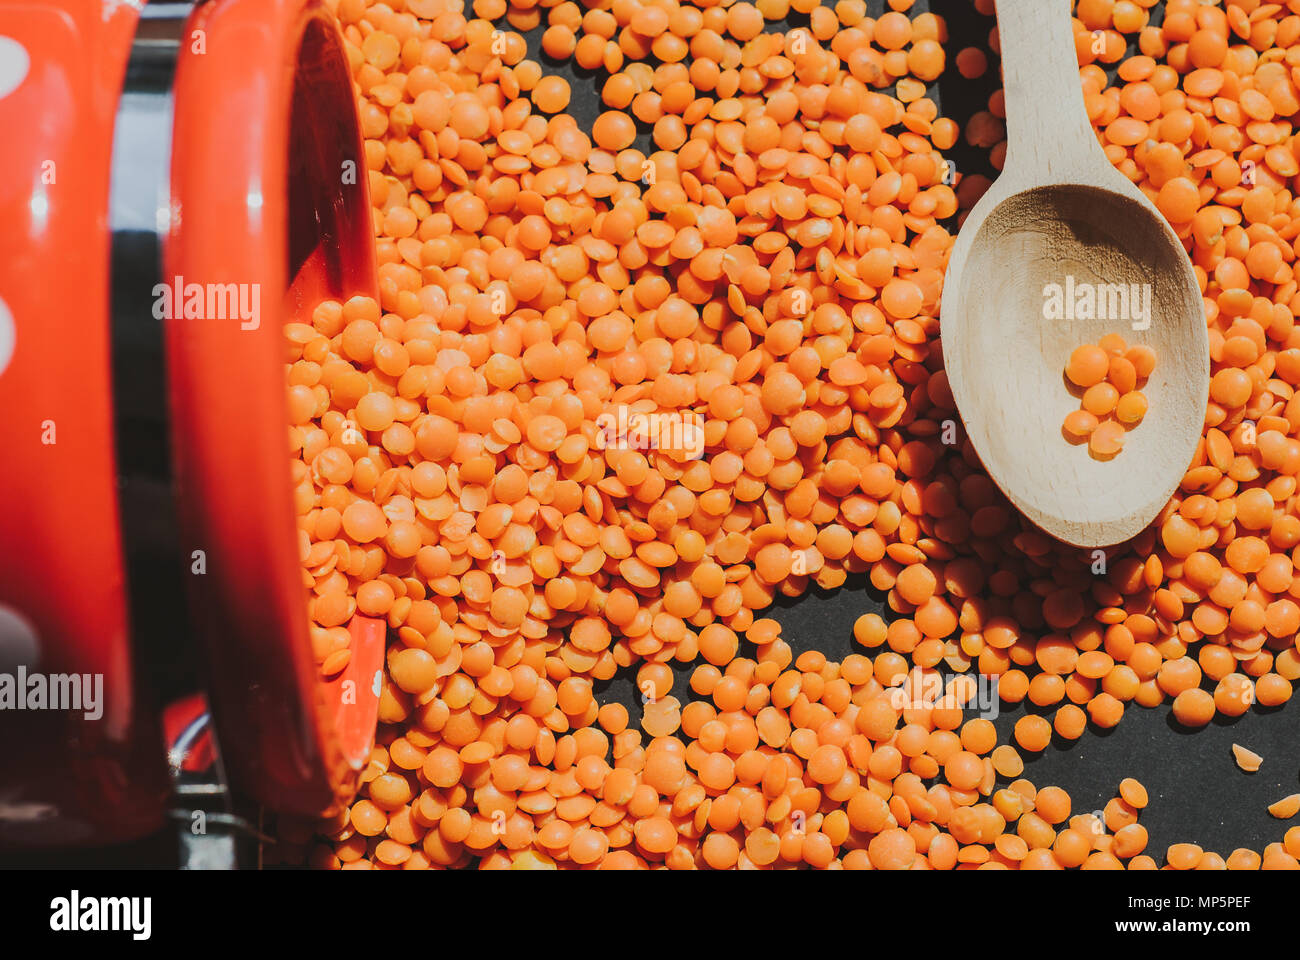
[941,0,1209,548]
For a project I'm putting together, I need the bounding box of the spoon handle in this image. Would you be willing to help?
[995,0,1108,183]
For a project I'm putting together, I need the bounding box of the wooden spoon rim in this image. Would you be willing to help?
[941,180,1209,548]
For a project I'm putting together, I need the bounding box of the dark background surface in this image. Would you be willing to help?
[8,0,1297,868]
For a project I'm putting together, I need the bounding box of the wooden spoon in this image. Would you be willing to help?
[941,0,1208,548]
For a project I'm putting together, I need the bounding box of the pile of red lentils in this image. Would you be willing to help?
[1062,335,1155,458]
[275,0,1300,868]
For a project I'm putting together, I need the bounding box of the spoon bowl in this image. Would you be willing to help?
[942,0,1209,548]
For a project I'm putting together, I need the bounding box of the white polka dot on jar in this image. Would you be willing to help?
[0,296,13,377]
[0,604,40,672]
[0,37,29,101]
